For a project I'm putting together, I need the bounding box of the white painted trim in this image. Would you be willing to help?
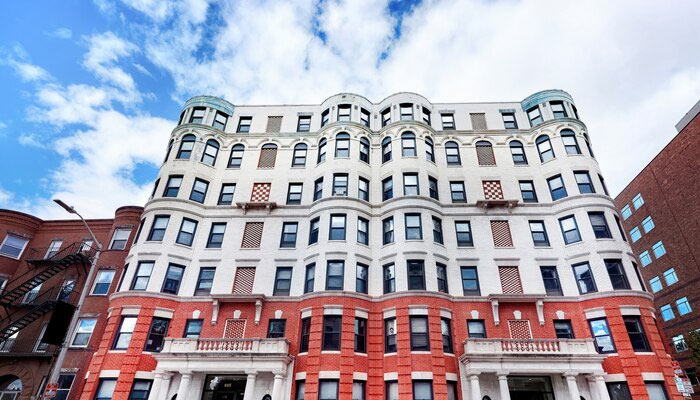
[384,372,398,381]
[99,370,121,378]
[584,307,606,319]
[353,372,368,381]
[411,372,433,379]
[318,371,340,379]
[619,305,641,316]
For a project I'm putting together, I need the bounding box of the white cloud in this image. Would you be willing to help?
[18,133,47,149]
[82,31,141,103]
[7,60,51,82]
[47,27,73,39]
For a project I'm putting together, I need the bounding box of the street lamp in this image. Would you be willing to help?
[45,199,104,394]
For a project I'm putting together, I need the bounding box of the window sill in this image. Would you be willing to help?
[405,239,424,242]
[321,350,341,354]
[108,350,127,354]
[534,245,552,249]
[411,351,431,354]
[279,246,297,250]
[173,243,193,249]
[384,352,397,357]
[445,352,456,357]
[594,238,615,241]
[355,352,368,357]
[563,241,583,247]
[197,161,215,169]
[494,246,515,249]
[634,351,656,355]
[382,242,396,248]
[88,294,108,297]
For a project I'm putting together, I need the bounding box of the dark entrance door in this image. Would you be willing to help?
[202,375,246,400]
[507,376,555,400]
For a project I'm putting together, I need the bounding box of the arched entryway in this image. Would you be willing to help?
[0,375,22,400]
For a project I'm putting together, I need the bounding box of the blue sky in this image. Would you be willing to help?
[1,0,700,218]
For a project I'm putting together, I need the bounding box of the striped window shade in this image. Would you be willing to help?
[508,320,531,339]
[476,141,496,166]
[258,146,277,168]
[232,267,256,294]
[224,319,246,338]
[499,266,523,294]
[266,116,283,133]
[482,180,504,200]
[250,183,271,202]
[241,222,264,248]
[470,113,487,130]
[491,220,513,247]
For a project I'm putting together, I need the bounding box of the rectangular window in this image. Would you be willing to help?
[189,178,209,204]
[130,261,154,290]
[441,113,455,129]
[641,216,655,233]
[455,221,473,246]
[589,317,616,353]
[194,267,215,296]
[218,183,235,205]
[407,260,426,290]
[287,183,303,205]
[527,106,542,126]
[91,270,115,295]
[357,217,369,245]
[361,108,370,127]
[422,107,431,125]
[623,316,650,352]
[273,267,292,296]
[502,112,518,129]
[461,266,480,295]
[326,260,344,290]
[385,318,397,353]
[559,215,581,244]
[383,217,395,245]
[621,204,632,220]
[319,380,339,400]
[353,381,365,400]
[176,218,197,246]
[183,319,203,338]
[308,217,320,245]
[410,316,430,351]
[383,263,396,294]
[572,262,597,294]
[236,116,252,133]
[356,263,368,293]
[632,193,644,209]
[431,217,443,244]
[676,297,692,315]
[382,177,393,201]
[109,229,131,250]
[386,381,399,400]
[605,259,630,290]
[589,212,612,239]
[663,268,678,285]
[280,222,298,248]
[551,101,568,118]
[71,318,97,347]
[113,316,137,349]
[652,241,666,258]
[467,320,486,338]
[332,173,348,196]
[554,320,574,339]
[144,317,169,352]
[163,175,183,198]
[405,213,423,240]
[519,180,538,203]
[441,318,453,353]
[575,171,595,193]
[358,177,369,201]
[660,304,674,321]
[640,250,652,266]
[55,374,75,400]
[428,176,439,200]
[540,266,563,296]
[147,215,169,241]
[322,316,342,351]
[206,222,226,248]
[645,382,669,400]
[413,380,433,400]
[161,263,185,294]
[321,109,330,127]
[403,173,419,195]
[673,335,688,352]
[338,104,351,121]
[297,115,311,132]
[400,103,413,120]
[649,276,662,293]
[267,319,286,338]
[314,178,323,201]
[436,263,448,293]
[547,175,568,200]
[329,214,346,240]
[299,317,311,352]
[189,107,205,123]
[450,181,466,202]
[529,221,550,247]
[354,317,367,352]
[0,234,29,259]
[607,382,632,400]
[95,379,117,400]
[304,263,315,293]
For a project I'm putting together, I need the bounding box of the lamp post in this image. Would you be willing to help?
[45,199,103,393]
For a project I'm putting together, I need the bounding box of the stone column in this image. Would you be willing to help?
[586,376,599,400]
[176,373,193,400]
[469,374,481,400]
[564,373,581,400]
[148,372,164,400]
[271,371,285,400]
[497,373,511,400]
[243,371,257,400]
[594,375,611,400]
[156,373,173,400]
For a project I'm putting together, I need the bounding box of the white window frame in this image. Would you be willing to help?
[109,228,132,250]
[0,234,30,259]
[91,270,116,295]
[71,318,97,348]
[45,240,63,259]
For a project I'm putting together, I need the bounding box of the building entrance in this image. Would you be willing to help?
[201,375,246,400]
[507,376,555,400]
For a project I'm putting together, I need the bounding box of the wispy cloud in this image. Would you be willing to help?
[46,27,73,40]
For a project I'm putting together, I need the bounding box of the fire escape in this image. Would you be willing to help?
[0,242,94,353]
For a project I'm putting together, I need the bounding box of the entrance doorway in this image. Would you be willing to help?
[507,376,555,400]
[201,375,246,400]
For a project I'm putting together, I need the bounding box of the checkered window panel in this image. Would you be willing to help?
[250,183,271,202]
[266,116,283,133]
[508,320,532,339]
[476,143,496,166]
[258,147,277,168]
[491,220,513,247]
[241,223,264,248]
[483,180,504,200]
[499,266,523,294]
[470,113,488,130]
[224,319,246,338]
[232,267,256,294]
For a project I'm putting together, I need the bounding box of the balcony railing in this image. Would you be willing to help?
[0,338,58,356]
[161,337,289,355]
[464,338,598,356]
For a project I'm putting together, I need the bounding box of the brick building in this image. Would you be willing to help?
[80,90,681,400]
[0,205,142,399]
[615,99,700,396]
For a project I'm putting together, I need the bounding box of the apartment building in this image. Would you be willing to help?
[615,98,700,397]
[80,90,680,400]
[0,206,141,399]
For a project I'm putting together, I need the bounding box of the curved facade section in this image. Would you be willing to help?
[81,92,682,400]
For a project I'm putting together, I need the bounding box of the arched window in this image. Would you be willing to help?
[425,137,435,162]
[445,141,460,165]
[560,129,581,155]
[228,144,245,168]
[536,135,555,162]
[475,141,496,166]
[176,134,196,159]
[292,143,307,167]
[401,133,416,157]
[335,133,350,158]
[164,139,174,163]
[317,138,327,164]
[258,143,278,168]
[584,133,595,158]
[359,137,370,163]
[201,139,220,166]
[382,136,392,163]
[509,140,527,165]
